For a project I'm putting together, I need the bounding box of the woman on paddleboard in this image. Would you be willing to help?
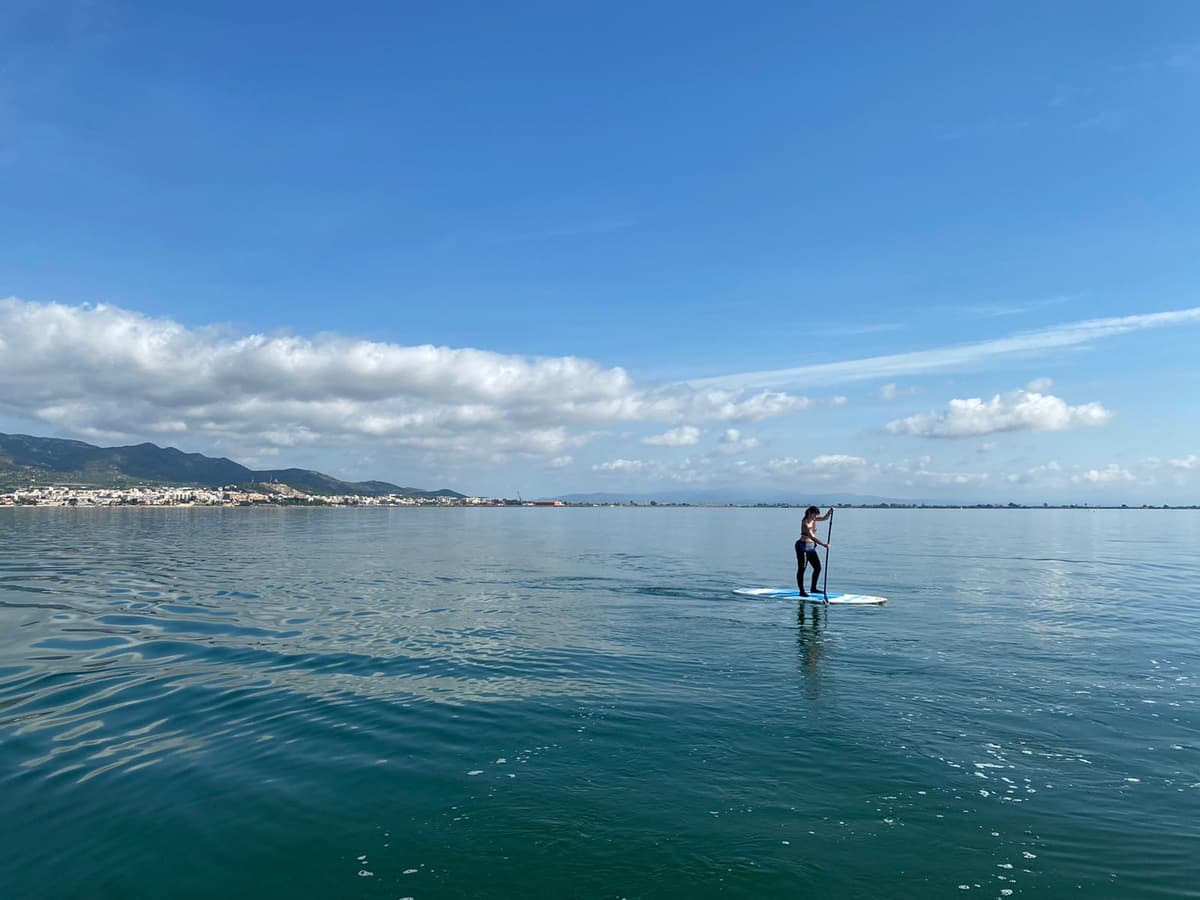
[796,506,834,597]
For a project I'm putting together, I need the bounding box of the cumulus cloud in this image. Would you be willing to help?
[1168,455,1200,470]
[887,456,933,474]
[811,454,868,467]
[765,454,868,479]
[717,428,760,454]
[589,457,712,484]
[1025,377,1054,392]
[593,458,650,473]
[884,390,1112,438]
[907,469,991,486]
[869,456,988,485]
[1005,460,1064,485]
[1074,464,1135,484]
[0,298,819,461]
[643,426,701,447]
[878,383,917,401]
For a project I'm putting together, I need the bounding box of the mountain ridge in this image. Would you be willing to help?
[0,433,464,499]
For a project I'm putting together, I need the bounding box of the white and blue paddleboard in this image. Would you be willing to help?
[734,588,887,605]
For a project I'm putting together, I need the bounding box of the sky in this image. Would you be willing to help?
[2,1,1198,503]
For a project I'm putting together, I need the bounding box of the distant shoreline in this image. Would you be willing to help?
[2,496,1196,511]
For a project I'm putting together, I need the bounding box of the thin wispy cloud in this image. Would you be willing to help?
[954,294,1076,320]
[1115,42,1200,75]
[810,322,904,337]
[685,307,1200,392]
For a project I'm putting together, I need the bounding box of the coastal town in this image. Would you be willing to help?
[0,485,1190,510]
[0,485,553,508]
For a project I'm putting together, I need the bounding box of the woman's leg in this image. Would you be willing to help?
[806,550,822,593]
[795,540,809,595]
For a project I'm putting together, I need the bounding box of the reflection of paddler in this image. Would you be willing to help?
[797,603,824,684]
[795,506,833,597]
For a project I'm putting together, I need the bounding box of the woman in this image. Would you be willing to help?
[795,506,834,597]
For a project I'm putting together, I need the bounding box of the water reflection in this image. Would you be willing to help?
[2,507,1198,899]
[0,509,648,785]
[796,602,826,697]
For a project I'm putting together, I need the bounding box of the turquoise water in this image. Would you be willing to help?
[1,507,1197,899]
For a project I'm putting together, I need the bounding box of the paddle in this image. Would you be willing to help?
[821,509,834,604]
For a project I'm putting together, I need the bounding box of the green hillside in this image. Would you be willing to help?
[0,433,465,499]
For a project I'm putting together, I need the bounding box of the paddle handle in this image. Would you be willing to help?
[821,509,834,597]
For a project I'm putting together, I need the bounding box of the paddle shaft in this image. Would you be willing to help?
[821,510,834,597]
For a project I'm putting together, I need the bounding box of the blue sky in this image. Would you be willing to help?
[2,1,1198,502]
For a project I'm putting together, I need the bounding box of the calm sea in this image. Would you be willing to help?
[1,507,1197,899]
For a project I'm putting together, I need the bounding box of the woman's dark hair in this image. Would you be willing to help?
[805,506,820,518]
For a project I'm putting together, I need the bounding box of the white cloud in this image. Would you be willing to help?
[758,453,993,489]
[698,390,813,422]
[688,307,1200,391]
[589,456,714,484]
[1168,455,1200,470]
[1006,460,1065,485]
[643,425,701,447]
[1025,377,1054,392]
[583,447,1173,498]
[906,470,991,486]
[717,428,760,454]
[593,458,650,473]
[880,457,990,486]
[885,390,1112,438]
[0,298,817,462]
[546,456,573,469]
[890,455,933,473]
[878,383,919,401]
[811,454,868,467]
[1074,464,1136,484]
[765,454,868,479]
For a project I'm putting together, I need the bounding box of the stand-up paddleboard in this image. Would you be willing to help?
[734,588,887,605]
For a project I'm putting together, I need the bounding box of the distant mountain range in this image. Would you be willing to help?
[0,433,464,499]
